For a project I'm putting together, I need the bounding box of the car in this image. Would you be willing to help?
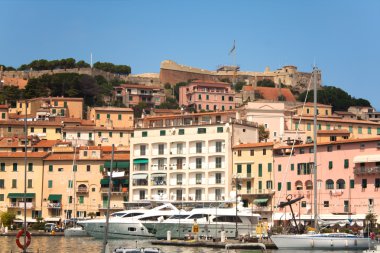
[44,223,55,232]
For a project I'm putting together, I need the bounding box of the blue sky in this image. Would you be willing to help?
[1,0,379,109]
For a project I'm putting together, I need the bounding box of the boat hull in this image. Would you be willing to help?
[64,227,89,237]
[270,234,369,250]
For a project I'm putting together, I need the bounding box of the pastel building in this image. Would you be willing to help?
[130,111,259,202]
[232,142,275,222]
[113,84,166,107]
[88,107,134,129]
[273,137,380,226]
[179,80,237,112]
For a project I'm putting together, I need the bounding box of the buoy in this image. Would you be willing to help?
[15,229,31,250]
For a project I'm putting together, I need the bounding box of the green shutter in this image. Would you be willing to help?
[217,127,223,133]
[178,129,185,135]
[258,164,262,177]
[278,182,282,191]
[96,114,100,120]
[350,179,355,189]
[73,165,77,172]
[278,164,282,172]
[287,182,291,190]
[268,163,272,172]
[247,164,252,174]
[237,164,242,173]
[68,180,73,188]
[377,128,380,135]
[291,164,294,171]
[48,180,53,188]
[160,130,166,136]
[49,165,53,172]
[79,196,84,204]
[142,131,147,137]
[344,159,349,169]
[307,123,311,131]
[118,114,122,120]
[197,128,206,134]
[329,161,333,169]
[258,181,262,190]
[28,163,33,171]
[13,163,17,171]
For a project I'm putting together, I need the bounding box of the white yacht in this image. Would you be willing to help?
[145,202,261,239]
[78,203,181,239]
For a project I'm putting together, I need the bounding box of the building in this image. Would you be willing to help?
[273,137,380,226]
[232,142,275,222]
[113,84,166,108]
[241,86,296,103]
[129,111,259,202]
[179,80,237,112]
[0,105,9,121]
[88,107,134,129]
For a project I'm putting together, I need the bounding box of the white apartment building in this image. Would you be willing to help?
[129,112,259,202]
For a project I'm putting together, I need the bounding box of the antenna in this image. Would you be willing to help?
[90,53,93,68]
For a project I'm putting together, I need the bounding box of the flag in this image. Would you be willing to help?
[229,40,236,55]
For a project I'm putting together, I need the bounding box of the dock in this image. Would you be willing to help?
[151,239,278,250]
[0,231,64,236]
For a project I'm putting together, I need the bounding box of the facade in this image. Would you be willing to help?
[0,105,9,121]
[273,137,380,226]
[113,84,166,107]
[292,102,333,117]
[130,112,259,202]
[88,107,134,129]
[179,80,237,112]
[232,142,275,222]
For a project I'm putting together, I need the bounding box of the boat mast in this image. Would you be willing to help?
[313,67,319,233]
[23,99,28,253]
[102,144,114,253]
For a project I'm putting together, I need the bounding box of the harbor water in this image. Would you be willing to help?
[0,236,368,253]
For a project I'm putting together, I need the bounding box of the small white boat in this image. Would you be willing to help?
[64,225,88,237]
[112,247,162,253]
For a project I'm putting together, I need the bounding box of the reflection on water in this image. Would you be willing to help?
[0,236,366,253]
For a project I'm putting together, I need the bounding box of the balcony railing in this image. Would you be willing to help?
[354,166,380,175]
[77,187,88,194]
[152,180,167,186]
[47,202,62,209]
[8,202,34,209]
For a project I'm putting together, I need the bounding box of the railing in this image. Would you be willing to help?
[47,202,62,209]
[8,202,34,209]
[354,166,380,175]
[151,180,167,186]
[252,189,275,195]
[77,187,88,193]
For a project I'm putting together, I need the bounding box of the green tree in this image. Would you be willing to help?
[258,125,269,142]
[174,82,188,101]
[234,81,245,92]
[156,97,179,109]
[76,60,90,68]
[257,79,276,87]
[0,85,22,106]
[133,102,149,118]
[0,211,16,227]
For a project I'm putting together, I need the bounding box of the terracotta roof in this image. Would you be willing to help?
[22,97,83,102]
[33,140,61,147]
[0,152,49,158]
[243,86,296,102]
[233,142,274,149]
[141,110,235,121]
[293,116,380,125]
[317,130,350,134]
[44,153,129,161]
[0,105,9,109]
[118,84,162,90]
[274,136,380,149]
[152,109,182,114]
[191,80,229,85]
[334,111,356,115]
[92,107,134,112]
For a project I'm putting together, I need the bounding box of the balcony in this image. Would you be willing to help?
[76,187,88,194]
[47,202,62,209]
[100,187,128,194]
[151,180,167,186]
[98,204,124,210]
[8,202,34,209]
[354,166,380,175]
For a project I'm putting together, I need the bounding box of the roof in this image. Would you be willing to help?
[92,107,134,112]
[243,86,296,102]
[33,140,62,147]
[22,97,84,102]
[44,153,130,161]
[334,111,356,116]
[118,84,162,90]
[274,136,380,150]
[189,80,230,87]
[0,104,9,109]
[141,110,235,121]
[293,102,332,108]
[317,130,350,134]
[0,152,49,158]
[151,109,182,115]
[233,142,274,149]
[292,116,380,125]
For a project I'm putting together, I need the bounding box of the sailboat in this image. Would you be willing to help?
[270,67,370,250]
[64,144,88,237]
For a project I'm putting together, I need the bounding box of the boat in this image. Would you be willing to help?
[64,145,89,237]
[270,67,370,250]
[146,201,261,240]
[112,247,162,253]
[79,202,182,239]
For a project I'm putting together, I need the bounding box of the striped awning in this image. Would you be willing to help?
[353,154,380,163]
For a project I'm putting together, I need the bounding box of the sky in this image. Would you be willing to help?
[1,0,380,109]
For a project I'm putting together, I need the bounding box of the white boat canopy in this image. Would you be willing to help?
[353,154,380,163]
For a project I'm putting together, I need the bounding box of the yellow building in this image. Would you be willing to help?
[232,142,274,221]
[0,152,49,221]
[292,102,332,117]
[0,105,9,121]
[88,107,134,128]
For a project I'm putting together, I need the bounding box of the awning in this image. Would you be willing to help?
[132,174,148,180]
[100,178,110,185]
[44,217,61,222]
[8,193,35,198]
[121,179,129,185]
[48,194,62,201]
[104,161,130,169]
[133,158,148,164]
[151,173,167,177]
[253,198,268,204]
[107,171,125,178]
[353,154,380,163]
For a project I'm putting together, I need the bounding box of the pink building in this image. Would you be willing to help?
[113,84,166,107]
[179,80,236,112]
[273,137,380,225]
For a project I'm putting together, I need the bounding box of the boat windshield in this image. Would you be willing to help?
[188,214,209,220]
[169,215,189,219]
[121,212,145,218]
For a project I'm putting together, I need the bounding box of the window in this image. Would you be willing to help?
[43,128,46,133]
[206,105,209,110]
[89,132,92,140]
[139,190,145,200]
[358,126,362,134]
[278,164,282,172]
[0,194,3,201]
[31,127,34,133]
[73,165,77,172]
[258,164,262,177]
[349,126,353,133]
[198,94,202,100]
[368,127,372,134]
[278,182,282,191]
[7,126,11,132]
[178,129,184,135]
[221,106,225,111]
[13,163,17,172]
[263,149,266,155]
[119,132,123,138]
[326,124,330,130]
[291,164,294,171]
[360,143,365,150]
[326,179,334,189]
[96,114,100,120]
[0,179,4,189]
[79,196,84,204]
[327,145,333,152]
[362,179,367,188]
[48,180,53,188]
[28,163,33,172]
[307,123,311,131]
[106,114,110,119]
[344,159,349,169]
[301,201,306,207]
[237,150,241,156]
[215,173,222,184]
[217,127,223,133]
[237,164,242,173]
[196,142,202,153]
[118,114,122,120]
[216,141,222,152]
[142,131,147,137]
[68,180,73,188]
[27,179,32,188]
[49,165,53,172]
[140,145,146,156]
[268,163,272,172]
[197,128,206,134]
[196,158,202,169]
[378,127,380,135]
[215,157,222,168]
[300,148,305,154]
[350,179,355,189]
[258,181,262,190]
[196,174,202,184]
[77,132,81,138]
[287,182,291,191]
[1,112,5,119]
[318,124,321,130]
[98,132,102,137]
[336,179,345,189]
[250,150,254,156]
[247,181,251,190]
[158,144,164,155]
[221,96,224,101]
[0,163,5,172]
[160,130,166,136]
[266,180,273,189]
[329,161,333,170]
[195,189,202,200]
[109,132,112,137]
[324,201,329,207]
[86,165,91,172]
[375,178,380,188]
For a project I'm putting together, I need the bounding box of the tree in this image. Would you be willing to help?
[257,79,276,87]
[0,85,22,106]
[156,97,179,109]
[258,125,269,142]
[234,81,245,92]
[0,211,16,227]
[76,60,90,68]
[173,82,188,101]
[133,102,149,118]
[365,212,377,229]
